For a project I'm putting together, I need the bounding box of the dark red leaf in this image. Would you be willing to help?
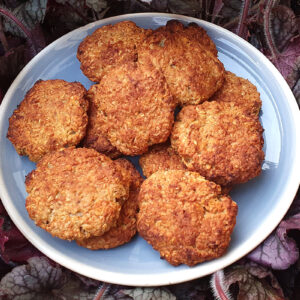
[0,44,26,93]
[0,201,41,263]
[248,192,300,270]
[271,5,298,52]
[225,261,285,300]
[271,37,300,79]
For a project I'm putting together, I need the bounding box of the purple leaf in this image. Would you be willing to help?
[119,287,176,300]
[225,261,285,300]
[25,24,46,58]
[3,0,20,10]
[274,259,300,299]
[270,5,298,52]
[74,272,101,288]
[56,271,98,299]
[0,257,99,299]
[168,0,200,17]
[0,257,65,298]
[169,277,211,299]
[149,0,168,11]
[271,37,300,79]
[85,0,107,13]
[220,0,242,19]
[292,75,300,107]
[44,0,91,40]
[0,201,41,263]
[248,213,300,270]
[2,0,48,37]
[286,56,300,107]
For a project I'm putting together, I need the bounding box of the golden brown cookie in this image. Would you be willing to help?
[171,101,265,186]
[210,71,262,115]
[77,21,150,82]
[138,21,225,106]
[77,158,143,249]
[137,170,238,266]
[91,61,176,155]
[139,141,187,177]
[7,79,88,162]
[163,20,218,56]
[25,148,129,241]
[82,91,121,158]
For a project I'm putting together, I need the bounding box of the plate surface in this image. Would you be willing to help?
[0,13,300,286]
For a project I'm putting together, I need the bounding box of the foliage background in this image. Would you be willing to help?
[0,0,299,299]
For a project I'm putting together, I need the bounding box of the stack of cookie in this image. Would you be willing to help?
[7,20,264,266]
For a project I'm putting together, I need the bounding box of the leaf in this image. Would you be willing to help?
[271,37,300,79]
[0,256,65,299]
[48,0,91,30]
[0,202,41,263]
[120,287,176,300]
[86,0,107,13]
[3,0,48,37]
[2,0,20,10]
[55,271,98,299]
[147,0,168,12]
[212,0,224,23]
[73,272,100,288]
[248,192,300,270]
[220,0,243,19]
[225,261,285,300]
[286,56,300,107]
[169,277,211,300]
[270,5,298,52]
[274,258,300,299]
[168,0,201,17]
[292,74,300,107]
[25,0,47,24]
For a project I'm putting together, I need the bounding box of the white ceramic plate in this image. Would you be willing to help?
[0,13,300,286]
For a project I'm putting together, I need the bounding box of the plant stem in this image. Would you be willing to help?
[0,17,9,52]
[223,2,260,30]
[93,282,111,300]
[263,0,279,60]
[210,270,232,300]
[237,0,251,38]
[0,7,36,55]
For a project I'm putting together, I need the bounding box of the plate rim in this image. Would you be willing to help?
[0,12,300,286]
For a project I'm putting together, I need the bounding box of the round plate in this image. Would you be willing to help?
[0,13,299,286]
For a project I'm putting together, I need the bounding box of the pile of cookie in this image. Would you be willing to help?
[7,20,264,266]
